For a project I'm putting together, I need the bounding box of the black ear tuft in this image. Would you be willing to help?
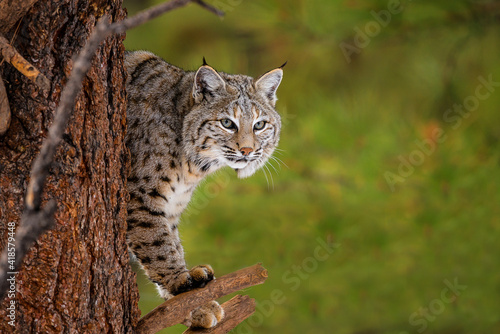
[202,57,208,66]
[279,61,288,69]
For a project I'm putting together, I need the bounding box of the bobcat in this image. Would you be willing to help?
[124,51,284,328]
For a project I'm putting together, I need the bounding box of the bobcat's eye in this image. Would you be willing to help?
[254,121,266,131]
[221,118,236,130]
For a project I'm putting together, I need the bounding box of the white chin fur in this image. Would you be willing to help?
[225,160,255,178]
[236,165,258,179]
[226,160,249,169]
[225,158,264,179]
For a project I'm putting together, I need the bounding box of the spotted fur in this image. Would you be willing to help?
[125,50,283,328]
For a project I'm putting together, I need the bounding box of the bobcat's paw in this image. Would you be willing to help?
[171,264,215,295]
[188,301,224,328]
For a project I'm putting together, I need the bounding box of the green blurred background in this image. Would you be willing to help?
[123,0,500,333]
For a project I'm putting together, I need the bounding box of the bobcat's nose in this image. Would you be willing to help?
[240,147,253,156]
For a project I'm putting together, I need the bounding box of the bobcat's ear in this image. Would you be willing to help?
[193,65,226,103]
[255,64,285,106]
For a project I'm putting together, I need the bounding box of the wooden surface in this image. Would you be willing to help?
[183,295,256,334]
[136,264,268,334]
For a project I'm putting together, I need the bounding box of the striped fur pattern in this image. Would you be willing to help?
[124,51,283,328]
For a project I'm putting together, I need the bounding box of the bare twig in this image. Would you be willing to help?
[0,73,10,135]
[136,264,268,334]
[109,0,223,36]
[0,0,225,301]
[0,34,50,91]
[0,31,49,135]
[183,295,256,334]
[191,0,225,17]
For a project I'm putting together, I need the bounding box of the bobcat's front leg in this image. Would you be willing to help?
[126,203,223,328]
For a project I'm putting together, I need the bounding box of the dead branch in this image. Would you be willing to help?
[0,0,224,302]
[108,0,223,35]
[0,0,39,34]
[136,264,268,334]
[0,34,51,92]
[191,0,225,17]
[183,295,256,334]
[0,74,10,135]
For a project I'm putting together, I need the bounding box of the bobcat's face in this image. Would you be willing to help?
[213,96,281,179]
[184,65,283,178]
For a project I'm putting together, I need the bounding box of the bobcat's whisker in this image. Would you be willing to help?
[263,163,275,190]
[261,164,270,189]
[270,155,288,169]
[273,148,286,155]
[266,159,280,175]
[268,156,282,171]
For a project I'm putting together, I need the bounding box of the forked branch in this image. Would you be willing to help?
[183,295,257,334]
[136,264,267,334]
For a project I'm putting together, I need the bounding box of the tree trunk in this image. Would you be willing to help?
[0,0,140,332]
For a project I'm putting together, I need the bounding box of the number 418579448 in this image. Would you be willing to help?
[7,222,16,271]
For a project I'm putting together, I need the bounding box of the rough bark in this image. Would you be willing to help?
[0,0,140,332]
[0,0,39,34]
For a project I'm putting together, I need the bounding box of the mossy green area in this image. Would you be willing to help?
[124,1,500,333]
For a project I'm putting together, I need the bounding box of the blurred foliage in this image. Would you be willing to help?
[124,0,500,333]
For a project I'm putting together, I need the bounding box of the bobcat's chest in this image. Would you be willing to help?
[158,158,202,218]
[161,182,192,215]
